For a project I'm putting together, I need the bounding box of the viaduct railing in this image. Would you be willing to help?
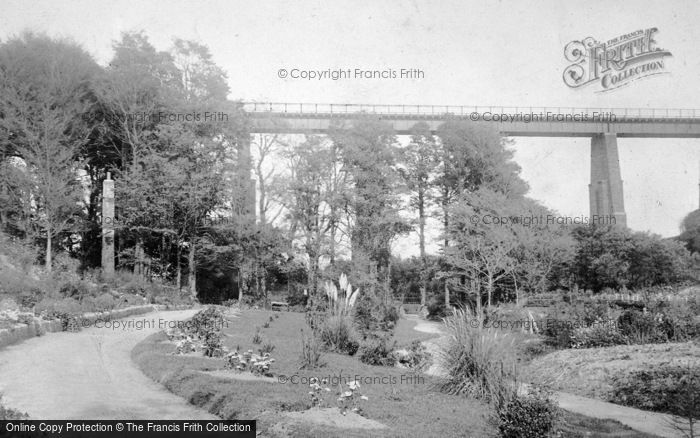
[242,102,700,121]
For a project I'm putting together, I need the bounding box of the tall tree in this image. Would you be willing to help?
[398,122,439,305]
[332,120,407,264]
[679,209,700,254]
[434,121,527,248]
[0,33,99,270]
[251,131,286,225]
[445,189,521,311]
[280,135,335,297]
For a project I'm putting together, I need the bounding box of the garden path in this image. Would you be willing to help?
[0,308,221,419]
[409,315,685,438]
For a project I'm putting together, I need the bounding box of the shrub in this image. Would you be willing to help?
[569,319,627,349]
[426,298,448,321]
[174,337,197,355]
[494,386,560,438]
[252,327,262,344]
[0,266,46,305]
[323,273,361,317]
[35,297,83,330]
[308,377,332,407]
[337,380,369,416]
[319,314,359,355]
[188,307,225,339]
[299,328,324,369]
[225,349,275,376]
[395,340,431,371]
[182,307,226,357]
[52,252,80,276]
[652,300,700,342]
[0,394,28,420]
[201,327,226,357]
[352,294,375,333]
[0,232,37,272]
[440,308,518,400]
[544,301,621,348]
[609,365,700,414]
[381,304,400,329]
[518,338,553,360]
[357,336,397,366]
[286,287,308,307]
[119,293,147,307]
[305,310,326,332]
[617,310,662,344]
[58,280,87,299]
[259,342,275,355]
[93,293,117,312]
[610,364,700,436]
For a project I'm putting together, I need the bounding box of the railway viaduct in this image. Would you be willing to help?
[243,102,700,227]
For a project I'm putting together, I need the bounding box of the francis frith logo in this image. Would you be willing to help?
[563,28,672,92]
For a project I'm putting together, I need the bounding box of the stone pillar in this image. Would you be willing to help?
[101,172,115,279]
[589,133,627,227]
[236,134,256,220]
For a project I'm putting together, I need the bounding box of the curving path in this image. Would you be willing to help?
[409,315,684,438]
[0,309,218,420]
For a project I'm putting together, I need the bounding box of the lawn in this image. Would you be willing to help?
[391,316,440,346]
[133,308,665,437]
[132,309,495,437]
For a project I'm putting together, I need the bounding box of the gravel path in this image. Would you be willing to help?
[0,309,218,420]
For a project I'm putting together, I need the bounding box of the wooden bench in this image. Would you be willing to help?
[270,301,290,311]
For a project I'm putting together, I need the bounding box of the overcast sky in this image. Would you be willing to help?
[2,0,700,256]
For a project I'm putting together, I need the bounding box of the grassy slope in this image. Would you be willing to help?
[524,341,700,400]
[133,309,494,437]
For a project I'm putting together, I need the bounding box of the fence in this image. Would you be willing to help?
[525,291,696,307]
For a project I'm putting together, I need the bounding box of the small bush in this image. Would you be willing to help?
[653,300,700,342]
[188,307,225,339]
[358,336,397,366]
[119,293,147,307]
[300,328,324,369]
[262,321,270,328]
[382,304,400,324]
[35,297,82,330]
[395,340,430,371]
[225,349,275,376]
[617,310,661,344]
[518,338,553,361]
[494,387,560,438]
[440,308,517,400]
[426,299,448,321]
[352,295,375,333]
[259,342,275,355]
[319,314,359,355]
[0,232,37,271]
[544,301,621,348]
[0,394,28,420]
[609,365,700,415]
[58,278,94,300]
[201,327,226,357]
[569,320,627,349]
[252,328,263,344]
[93,293,117,312]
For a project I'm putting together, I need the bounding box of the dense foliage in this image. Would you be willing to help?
[609,365,700,432]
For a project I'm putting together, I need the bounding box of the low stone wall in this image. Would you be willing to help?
[0,304,193,351]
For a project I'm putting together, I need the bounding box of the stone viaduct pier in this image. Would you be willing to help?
[243,103,700,227]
